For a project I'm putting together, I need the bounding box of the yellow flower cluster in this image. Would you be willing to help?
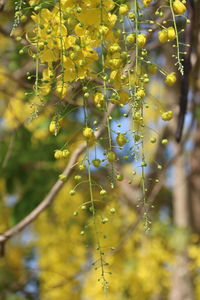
[30,0,117,96]
[54,149,70,159]
[17,1,189,290]
[161,111,173,121]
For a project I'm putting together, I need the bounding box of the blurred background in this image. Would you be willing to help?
[0,0,200,299]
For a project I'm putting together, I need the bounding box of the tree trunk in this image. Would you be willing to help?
[169,144,194,300]
[189,123,200,233]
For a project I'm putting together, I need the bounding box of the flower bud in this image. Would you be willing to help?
[173,0,186,14]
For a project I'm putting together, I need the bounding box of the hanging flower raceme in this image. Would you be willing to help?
[10,0,189,290]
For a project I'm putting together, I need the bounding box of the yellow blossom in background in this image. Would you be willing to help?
[4,91,31,129]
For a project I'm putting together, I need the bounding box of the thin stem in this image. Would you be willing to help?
[100,0,115,188]
[134,0,148,228]
[169,0,184,75]
[87,148,108,288]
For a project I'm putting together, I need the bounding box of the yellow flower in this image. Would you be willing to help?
[83,127,94,138]
[108,43,121,53]
[92,159,101,167]
[77,8,100,26]
[126,33,135,44]
[63,57,76,82]
[158,27,175,43]
[167,27,176,41]
[143,0,152,7]
[31,7,67,54]
[116,133,127,146]
[134,111,141,120]
[158,29,168,43]
[136,88,146,98]
[54,150,63,159]
[104,0,115,10]
[109,58,122,69]
[165,73,177,86]
[162,139,168,145]
[83,127,96,146]
[49,117,63,136]
[110,70,123,88]
[173,0,186,14]
[94,93,105,108]
[119,4,129,15]
[62,149,70,158]
[40,48,59,64]
[161,111,173,121]
[56,81,68,99]
[49,121,57,135]
[107,13,117,28]
[137,34,146,47]
[83,47,98,63]
[99,25,109,36]
[129,12,135,19]
[107,151,116,162]
[4,91,31,129]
